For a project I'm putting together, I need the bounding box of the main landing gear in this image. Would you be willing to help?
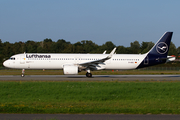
[86,69,92,77]
[21,69,25,77]
[86,72,92,77]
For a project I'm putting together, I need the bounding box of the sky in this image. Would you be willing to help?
[0,0,180,47]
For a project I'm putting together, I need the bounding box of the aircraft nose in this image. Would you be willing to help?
[3,60,9,67]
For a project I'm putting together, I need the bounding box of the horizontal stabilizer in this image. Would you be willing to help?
[166,56,176,62]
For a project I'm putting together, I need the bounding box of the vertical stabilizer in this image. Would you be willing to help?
[137,32,173,69]
[147,32,173,56]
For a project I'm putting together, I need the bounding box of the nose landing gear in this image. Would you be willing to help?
[21,69,25,77]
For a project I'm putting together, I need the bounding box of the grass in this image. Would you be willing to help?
[1,81,180,114]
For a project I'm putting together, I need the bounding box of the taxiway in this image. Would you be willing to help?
[0,75,180,81]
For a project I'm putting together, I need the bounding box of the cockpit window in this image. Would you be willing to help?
[9,57,15,60]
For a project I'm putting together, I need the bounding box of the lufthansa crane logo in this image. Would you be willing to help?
[156,42,168,54]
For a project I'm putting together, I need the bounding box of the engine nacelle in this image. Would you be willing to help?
[63,64,78,75]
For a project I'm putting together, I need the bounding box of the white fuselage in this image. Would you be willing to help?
[2,32,174,77]
[3,53,146,70]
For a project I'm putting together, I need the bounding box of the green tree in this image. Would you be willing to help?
[177,47,180,59]
[43,38,53,53]
[130,41,140,54]
[25,41,37,53]
[63,44,73,53]
[12,41,25,54]
[168,42,177,56]
[80,40,98,53]
[0,39,5,66]
[0,39,3,54]
[73,42,84,53]
[177,47,180,55]
[3,42,13,59]
[140,42,154,54]
[54,39,70,53]
[100,41,115,53]
[116,46,127,54]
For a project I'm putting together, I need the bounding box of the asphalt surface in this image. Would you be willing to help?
[0,75,180,81]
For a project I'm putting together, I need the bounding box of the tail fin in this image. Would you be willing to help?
[147,32,173,56]
[137,32,173,69]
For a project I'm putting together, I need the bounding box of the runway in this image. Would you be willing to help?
[0,75,180,81]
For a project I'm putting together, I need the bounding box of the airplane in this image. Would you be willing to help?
[3,32,174,77]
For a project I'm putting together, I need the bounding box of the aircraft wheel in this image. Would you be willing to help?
[86,72,92,77]
[21,69,25,77]
[21,74,25,77]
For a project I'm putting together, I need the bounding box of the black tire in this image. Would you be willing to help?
[86,72,92,77]
[21,74,25,77]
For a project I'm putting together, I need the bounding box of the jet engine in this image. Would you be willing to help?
[63,64,78,75]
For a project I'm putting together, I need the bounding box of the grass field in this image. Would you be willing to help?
[1,81,180,114]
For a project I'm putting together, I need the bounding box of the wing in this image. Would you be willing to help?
[79,48,116,70]
[103,50,107,54]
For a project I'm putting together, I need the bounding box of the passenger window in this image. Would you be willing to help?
[9,57,15,60]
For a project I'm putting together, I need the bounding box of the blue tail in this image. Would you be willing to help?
[137,32,173,69]
[148,32,173,56]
